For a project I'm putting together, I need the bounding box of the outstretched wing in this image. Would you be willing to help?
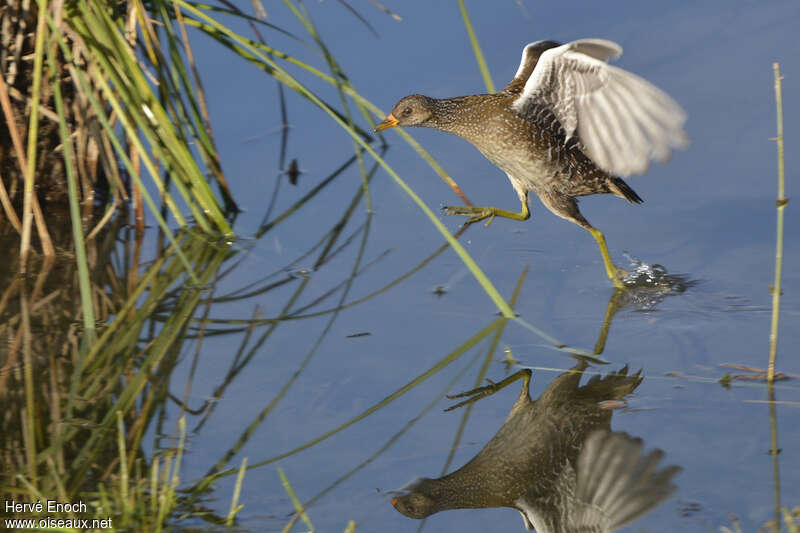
[502,40,562,94]
[571,431,682,531]
[511,39,688,177]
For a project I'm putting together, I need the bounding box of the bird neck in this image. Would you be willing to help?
[425,95,490,136]
[415,468,507,511]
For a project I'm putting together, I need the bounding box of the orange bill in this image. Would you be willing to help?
[374,113,399,132]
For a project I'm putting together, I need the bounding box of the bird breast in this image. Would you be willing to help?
[465,114,569,195]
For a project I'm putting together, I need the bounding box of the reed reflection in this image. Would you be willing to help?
[391,360,681,532]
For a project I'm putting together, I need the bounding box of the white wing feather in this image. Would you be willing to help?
[511,39,688,177]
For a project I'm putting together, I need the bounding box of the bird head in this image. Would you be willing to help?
[391,490,438,519]
[375,94,436,131]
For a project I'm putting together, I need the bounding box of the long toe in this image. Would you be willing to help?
[613,266,631,286]
[444,379,503,411]
[443,205,492,223]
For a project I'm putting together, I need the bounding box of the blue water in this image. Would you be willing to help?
[164,2,800,531]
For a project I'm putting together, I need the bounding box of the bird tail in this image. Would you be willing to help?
[573,431,681,531]
[579,365,643,401]
[610,177,644,204]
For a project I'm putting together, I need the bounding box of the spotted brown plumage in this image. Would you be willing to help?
[390,362,681,532]
[376,39,687,288]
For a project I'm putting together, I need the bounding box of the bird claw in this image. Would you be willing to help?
[442,205,493,225]
[610,267,631,288]
[444,378,503,411]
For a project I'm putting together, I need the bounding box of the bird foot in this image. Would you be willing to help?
[444,370,532,412]
[444,379,502,411]
[445,379,498,411]
[610,266,631,289]
[443,205,496,226]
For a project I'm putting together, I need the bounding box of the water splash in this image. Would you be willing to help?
[618,253,697,310]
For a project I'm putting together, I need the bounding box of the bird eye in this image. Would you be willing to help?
[402,107,412,116]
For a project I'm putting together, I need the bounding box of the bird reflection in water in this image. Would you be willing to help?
[391,360,681,532]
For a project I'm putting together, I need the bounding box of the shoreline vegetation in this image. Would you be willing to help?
[0,2,794,532]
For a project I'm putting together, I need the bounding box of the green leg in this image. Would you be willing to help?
[587,227,628,289]
[593,288,626,355]
[444,198,530,226]
[444,369,531,412]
